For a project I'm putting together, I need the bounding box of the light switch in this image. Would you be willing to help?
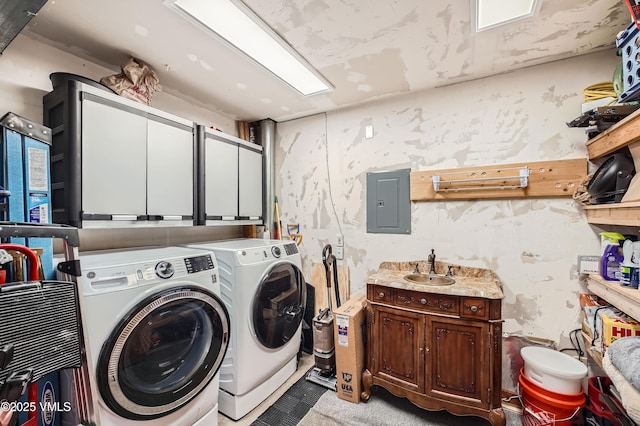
[365,125,374,139]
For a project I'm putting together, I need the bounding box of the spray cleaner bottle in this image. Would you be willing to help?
[599,232,625,281]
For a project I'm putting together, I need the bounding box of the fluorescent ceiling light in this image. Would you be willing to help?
[476,0,539,31]
[165,0,333,96]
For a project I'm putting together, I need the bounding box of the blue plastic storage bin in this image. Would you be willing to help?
[617,22,640,102]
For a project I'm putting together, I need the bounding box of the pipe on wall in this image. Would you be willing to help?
[260,118,276,238]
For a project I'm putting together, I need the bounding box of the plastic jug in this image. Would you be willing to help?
[600,243,623,281]
[619,240,634,286]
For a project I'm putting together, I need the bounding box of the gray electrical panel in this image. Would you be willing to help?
[366,168,411,234]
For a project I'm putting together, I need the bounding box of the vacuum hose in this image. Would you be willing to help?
[331,254,341,308]
[322,244,333,312]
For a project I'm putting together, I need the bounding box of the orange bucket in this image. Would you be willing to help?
[519,369,585,426]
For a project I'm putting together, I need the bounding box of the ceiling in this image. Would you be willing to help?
[22,0,630,122]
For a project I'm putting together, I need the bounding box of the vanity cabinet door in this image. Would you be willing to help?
[372,305,425,393]
[426,316,489,408]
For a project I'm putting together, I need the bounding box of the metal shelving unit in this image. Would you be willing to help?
[0,221,96,426]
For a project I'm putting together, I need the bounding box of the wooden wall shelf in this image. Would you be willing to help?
[586,108,640,160]
[578,105,640,227]
[585,274,640,321]
[410,159,586,201]
[582,202,640,226]
[582,275,639,371]
[581,331,603,369]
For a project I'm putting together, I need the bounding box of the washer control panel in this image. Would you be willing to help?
[184,254,215,274]
[85,255,216,283]
[155,260,175,279]
[80,249,219,296]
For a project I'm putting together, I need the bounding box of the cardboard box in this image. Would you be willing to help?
[580,293,607,309]
[580,293,609,335]
[333,293,366,403]
[601,311,640,346]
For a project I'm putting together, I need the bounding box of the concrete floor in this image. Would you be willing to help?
[217,353,315,426]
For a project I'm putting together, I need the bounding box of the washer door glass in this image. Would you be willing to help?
[97,286,229,420]
[252,262,305,349]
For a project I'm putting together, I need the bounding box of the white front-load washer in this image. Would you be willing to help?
[183,239,306,420]
[76,246,230,426]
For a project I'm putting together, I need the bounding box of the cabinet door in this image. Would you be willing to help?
[204,135,238,219]
[238,144,262,218]
[147,117,194,218]
[426,316,489,407]
[372,305,425,393]
[81,99,147,216]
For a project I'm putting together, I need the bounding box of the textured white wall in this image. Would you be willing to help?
[275,50,620,347]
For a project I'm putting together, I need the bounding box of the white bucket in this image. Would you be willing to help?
[520,346,587,395]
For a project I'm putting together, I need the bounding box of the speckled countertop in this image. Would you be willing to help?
[367,260,504,299]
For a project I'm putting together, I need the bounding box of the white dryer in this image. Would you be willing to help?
[76,246,230,426]
[183,239,306,420]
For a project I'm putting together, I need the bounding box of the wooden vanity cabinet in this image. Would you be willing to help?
[362,284,505,426]
[371,306,426,393]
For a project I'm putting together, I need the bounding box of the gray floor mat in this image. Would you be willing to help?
[251,368,330,426]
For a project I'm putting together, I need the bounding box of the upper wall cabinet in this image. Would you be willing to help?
[44,80,197,228]
[198,126,263,225]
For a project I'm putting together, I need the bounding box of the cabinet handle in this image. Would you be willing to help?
[379,292,385,298]
[420,298,427,305]
[470,305,479,312]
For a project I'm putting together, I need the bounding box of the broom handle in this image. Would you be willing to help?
[275,197,282,240]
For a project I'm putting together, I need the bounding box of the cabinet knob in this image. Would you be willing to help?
[470,305,479,312]
[379,292,385,298]
[420,298,427,305]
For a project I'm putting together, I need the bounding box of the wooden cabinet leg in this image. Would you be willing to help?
[489,408,506,426]
[361,369,373,402]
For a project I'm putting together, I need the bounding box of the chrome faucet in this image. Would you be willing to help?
[428,249,436,275]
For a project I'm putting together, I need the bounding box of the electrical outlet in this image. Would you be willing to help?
[336,234,344,247]
[335,246,344,260]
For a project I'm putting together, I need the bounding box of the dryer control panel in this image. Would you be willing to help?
[235,242,298,266]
